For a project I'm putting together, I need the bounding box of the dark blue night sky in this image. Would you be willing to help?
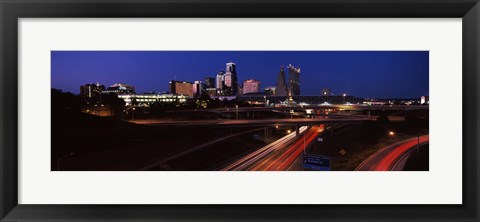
[51,51,429,99]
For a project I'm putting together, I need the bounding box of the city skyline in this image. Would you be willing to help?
[52,51,429,98]
[52,51,430,172]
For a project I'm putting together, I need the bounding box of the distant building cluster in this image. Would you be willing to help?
[79,61,392,108]
[168,61,273,98]
[167,62,240,98]
[200,63,301,99]
[80,82,186,107]
[80,83,136,99]
[210,62,239,96]
[73,59,430,119]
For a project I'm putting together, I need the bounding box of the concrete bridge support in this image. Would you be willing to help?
[264,127,270,141]
[296,125,300,137]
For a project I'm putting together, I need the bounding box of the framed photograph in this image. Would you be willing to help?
[1,0,478,221]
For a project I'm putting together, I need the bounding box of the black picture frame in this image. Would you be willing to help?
[1,0,479,221]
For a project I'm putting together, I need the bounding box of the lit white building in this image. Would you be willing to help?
[102,83,135,94]
[193,81,203,97]
[118,93,188,106]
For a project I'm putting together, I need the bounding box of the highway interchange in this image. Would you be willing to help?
[133,105,429,171]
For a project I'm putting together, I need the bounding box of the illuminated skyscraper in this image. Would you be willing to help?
[287,64,301,96]
[223,62,238,95]
[276,66,287,96]
[216,71,225,90]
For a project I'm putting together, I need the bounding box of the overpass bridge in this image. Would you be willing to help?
[130,116,372,138]
[166,104,428,114]
[130,116,372,128]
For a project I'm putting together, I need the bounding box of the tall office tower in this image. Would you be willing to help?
[276,66,287,96]
[204,77,215,88]
[192,81,203,97]
[223,62,238,95]
[287,64,301,95]
[243,79,261,94]
[216,71,225,90]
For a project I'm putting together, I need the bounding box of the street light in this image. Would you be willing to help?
[389,131,395,136]
[235,105,239,119]
[287,130,292,134]
[57,152,75,171]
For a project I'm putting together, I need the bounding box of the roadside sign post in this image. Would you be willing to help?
[303,154,330,171]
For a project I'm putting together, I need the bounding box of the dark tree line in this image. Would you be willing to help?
[52,89,126,117]
[52,89,81,114]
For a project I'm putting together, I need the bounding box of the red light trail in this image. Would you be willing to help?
[373,135,429,170]
[356,135,429,171]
